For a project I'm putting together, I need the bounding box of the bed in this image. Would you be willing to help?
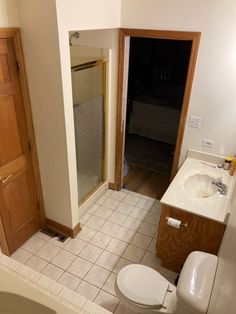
[128,95,181,145]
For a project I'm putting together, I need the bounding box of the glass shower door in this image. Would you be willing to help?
[72,60,106,204]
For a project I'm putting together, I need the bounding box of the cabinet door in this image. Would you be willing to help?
[156,205,225,272]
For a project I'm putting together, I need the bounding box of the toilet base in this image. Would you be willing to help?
[119,303,150,314]
[118,302,161,314]
[123,306,136,314]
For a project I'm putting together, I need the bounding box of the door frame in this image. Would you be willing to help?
[0,28,45,253]
[114,28,201,190]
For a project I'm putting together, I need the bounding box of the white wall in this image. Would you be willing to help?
[121,0,236,165]
[15,0,236,230]
[207,183,236,314]
[18,0,75,228]
[54,1,121,220]
[7,3,236,310]
[16,0,121,229]
[55,0,121,31]
[0,0,20,27]
[70,29,119,184]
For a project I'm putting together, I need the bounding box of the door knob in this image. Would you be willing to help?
[0,175,13,184]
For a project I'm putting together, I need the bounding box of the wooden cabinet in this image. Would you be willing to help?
[156,205,226,272]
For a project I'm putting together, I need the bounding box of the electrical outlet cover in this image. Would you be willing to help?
[202,139,215,148]
[189,116,202,128]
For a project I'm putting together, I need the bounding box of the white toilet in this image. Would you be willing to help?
[115,251,218,314]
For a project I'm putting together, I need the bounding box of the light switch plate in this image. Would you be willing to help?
[188,116,202,128]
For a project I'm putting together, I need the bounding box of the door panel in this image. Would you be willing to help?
[4,174,33,230]
[0,54,11,83]
[0,156,25,177]
[0,96,22,165]
[0,36,40,254]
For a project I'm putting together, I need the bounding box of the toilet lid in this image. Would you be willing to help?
[116,264,169,307]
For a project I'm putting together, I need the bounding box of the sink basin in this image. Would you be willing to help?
[184,174,218,198]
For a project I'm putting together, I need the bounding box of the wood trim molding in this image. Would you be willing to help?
[119,28,201,40]
[14,29,46,225]
[0,28,45,226]
[170,32,201,179]
[45,218,81,239]
[114,30,126,191]
[108,182,116,190]
[115,28,201,190]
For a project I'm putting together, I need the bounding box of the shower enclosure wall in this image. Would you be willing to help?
[71,58,107,204]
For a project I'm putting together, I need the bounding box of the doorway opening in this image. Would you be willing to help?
[115,29,201,199]
[124,37,191,198]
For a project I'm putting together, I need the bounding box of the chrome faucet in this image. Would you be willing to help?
[212,178,228,195]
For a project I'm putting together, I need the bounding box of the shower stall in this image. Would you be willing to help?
[71,57,107,204]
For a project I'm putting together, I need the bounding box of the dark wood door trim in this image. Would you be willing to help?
[0,28,45,254]
[114,28,201,190]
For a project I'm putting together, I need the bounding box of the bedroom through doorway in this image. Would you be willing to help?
[115,30,201,200]
[123,37,191,199]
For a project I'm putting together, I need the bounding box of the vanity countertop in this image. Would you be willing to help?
[161,156,236,223]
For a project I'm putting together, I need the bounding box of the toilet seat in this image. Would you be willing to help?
[116,264,170,309]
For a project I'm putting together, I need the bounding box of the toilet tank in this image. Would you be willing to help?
[175,251,218,314]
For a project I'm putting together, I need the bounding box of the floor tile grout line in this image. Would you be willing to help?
[26,238,62,262]
[27,243,83,280]
[72,276,83,292]
[112,297,120,313]
[84,200,159,229]
[17,196,162,289]
[76,277,102,298]
[80,216,158,264]
[55,268,67,286]
[21,241,47,256]
[67,249,121,281]
[38,259,50,275]
[99,288,119,301]
[77,276,117,301]
[101,271,115,292]
[9,193,173,313]
[66,256,94,282]
[81,204,159,253]
[58,228,145,270]
[28,250,63,278]
[97,195,122,211]
[49,244,82,281]
[25,250,51,272]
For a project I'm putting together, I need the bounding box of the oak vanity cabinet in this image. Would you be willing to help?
[156,205,226,272]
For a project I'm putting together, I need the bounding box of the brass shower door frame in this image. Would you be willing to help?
[72,58,108,205]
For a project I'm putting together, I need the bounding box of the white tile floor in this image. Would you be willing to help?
[11,189,178,313]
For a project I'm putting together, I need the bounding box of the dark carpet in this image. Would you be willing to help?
[125,134,175,175]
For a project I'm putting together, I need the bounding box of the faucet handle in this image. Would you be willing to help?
[212,177,223,185]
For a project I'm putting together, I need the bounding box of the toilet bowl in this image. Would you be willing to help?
[115,264,176,314]
[115,251,218,314]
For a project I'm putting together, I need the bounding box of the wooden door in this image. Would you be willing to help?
[0,35,40,254]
